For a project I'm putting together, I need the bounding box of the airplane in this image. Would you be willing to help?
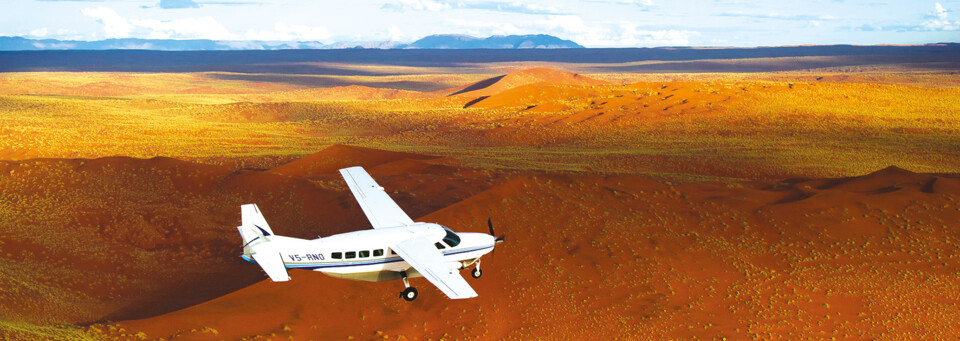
[236,166,505,301]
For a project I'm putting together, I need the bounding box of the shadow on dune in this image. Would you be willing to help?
[449,74,505,96]
[207,73,452,91]
[3,45,960,74]
[100,267,265,322]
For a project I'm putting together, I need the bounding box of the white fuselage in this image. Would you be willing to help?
[242,223,495,282]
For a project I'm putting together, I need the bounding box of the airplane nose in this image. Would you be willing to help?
[467,233,496,253]
[484,233,496,247]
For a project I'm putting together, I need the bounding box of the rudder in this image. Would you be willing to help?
[241,204,274,236]
[238,204,273,247]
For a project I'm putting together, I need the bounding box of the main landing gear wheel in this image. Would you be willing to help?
[399,270,418,301]
[401,287,418,301]
[471,268,482,279]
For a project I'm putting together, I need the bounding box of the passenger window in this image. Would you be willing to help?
[332,252,342,259]
[373,249,383,257]
[389,249,396,255]
[359,250,370,258]
[435,242,446,250]
[345,251,356,259]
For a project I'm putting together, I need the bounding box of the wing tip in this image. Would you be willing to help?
[339,166,365,172]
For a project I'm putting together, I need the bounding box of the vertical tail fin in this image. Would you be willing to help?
[237,203,290,282]
[240,203,274,236]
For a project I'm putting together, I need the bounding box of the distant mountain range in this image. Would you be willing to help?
[407,34,582,49]
[0,34,583,51]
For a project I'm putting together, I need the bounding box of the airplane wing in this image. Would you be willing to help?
[339,166,414,229]
[251,249,290,282]
[392,236,478,299]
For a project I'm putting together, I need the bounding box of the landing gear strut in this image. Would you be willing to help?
[400,271,418,301]
[471,260,482,279]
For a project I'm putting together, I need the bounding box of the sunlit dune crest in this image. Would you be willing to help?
[269,144,437,176]
[451,67,607,98]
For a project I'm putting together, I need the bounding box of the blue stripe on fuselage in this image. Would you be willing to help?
[241,245,494,270]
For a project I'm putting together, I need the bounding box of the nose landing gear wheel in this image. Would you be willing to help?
[401,287,418,301]
[471,268,482,279]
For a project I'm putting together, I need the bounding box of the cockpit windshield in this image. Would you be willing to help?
[442,226,461,247]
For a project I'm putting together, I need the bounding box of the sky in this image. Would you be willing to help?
[2,0,958,47]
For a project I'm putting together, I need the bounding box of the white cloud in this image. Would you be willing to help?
[81,6,330,41]
[387,26,406,41]
[923,2,959,30]
[583,0,653,6]
[49,28,85,41]
[383,0,562,14]
[616,0,653,5]
[446,15,697,47]
[719,11,835,21]
[244,22,330,41]
[808,20,821,27]
[382,0,450,11]
[133,16,234,40]
[535,15,696,46]
[936,2,948,20]
[536,15,592,33]
[29,27,48,37]
[610,24,697,46]
[81,7,136,38]
[444,19,523,35]
[509,2,561,14]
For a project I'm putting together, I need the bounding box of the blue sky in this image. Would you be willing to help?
[2,0,958,47]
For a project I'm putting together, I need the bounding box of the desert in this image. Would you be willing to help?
[1,44,959,340]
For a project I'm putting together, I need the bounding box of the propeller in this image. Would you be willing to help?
[488,218,505,243]
[486,218,505,268]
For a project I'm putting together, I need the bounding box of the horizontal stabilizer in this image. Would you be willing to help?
[251,248,290,282]
[237,225,260,247]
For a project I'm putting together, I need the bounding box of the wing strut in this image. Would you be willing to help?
[391,236,477,299]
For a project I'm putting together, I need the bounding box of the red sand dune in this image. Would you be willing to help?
[78,154,960,340]
[3,147,960,340]
[269,144,437,176]
[464,80,737,128]
[0,148,516,327]
[450,67,607,100]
